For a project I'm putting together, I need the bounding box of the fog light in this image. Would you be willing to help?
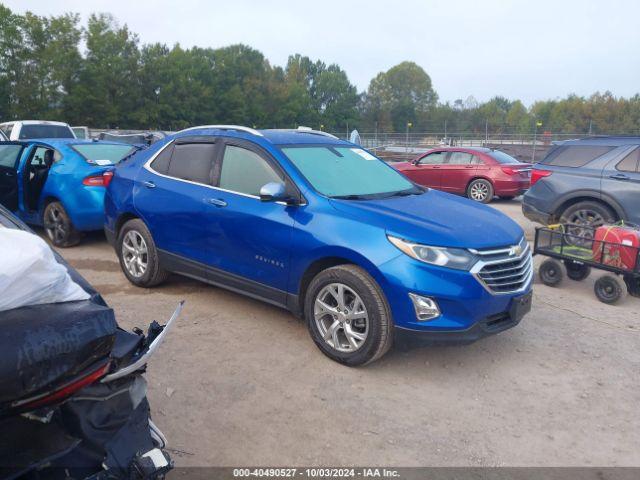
[408,293,441,321]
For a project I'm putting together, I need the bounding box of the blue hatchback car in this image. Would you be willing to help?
[104,126,533,365]
[0,139,135,246]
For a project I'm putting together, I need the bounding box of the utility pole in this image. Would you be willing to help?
[406,122,412,155]
[589,119,593,136]
[532,120,542,163]
[485,119,488,145]
[374,121,378,155]
[444,119,447,142]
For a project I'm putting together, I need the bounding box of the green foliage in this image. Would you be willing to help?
[0,5,638,135]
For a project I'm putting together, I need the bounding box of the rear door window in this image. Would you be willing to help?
[219,145,282,196]
[447,152,474,164]
[616,148,640,173]
[418,151,448,165]
[540,145,614,167]
[165,142,216,184]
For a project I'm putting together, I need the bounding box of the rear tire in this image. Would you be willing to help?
[594,275,625,304]
[43,201,82,247]
[564,260,591,281]
[560,201,616,231]
[304,265,393,366]
[117,219,169,287]
[467,179,494,203]
[539,259,564,287]
[624,275,640,298]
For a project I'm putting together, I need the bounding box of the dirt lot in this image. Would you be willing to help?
[53,199,640,467]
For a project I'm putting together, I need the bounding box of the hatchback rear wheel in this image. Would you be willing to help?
[305,265,393,366]
[43,201,82,247]
[117,219,168,287]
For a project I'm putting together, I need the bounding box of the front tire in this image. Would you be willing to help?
[539,259,564,287]
[43,201,82,247]
[594,275,625,304]
[305,265,393,366]
[467,179,494,203]
[117,219,168,287]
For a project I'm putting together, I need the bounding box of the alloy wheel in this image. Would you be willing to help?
[44,205,66,244]
[565,209,605,244]
[470,182,489,202]
[314,283,369,353]
[122,230,149,278]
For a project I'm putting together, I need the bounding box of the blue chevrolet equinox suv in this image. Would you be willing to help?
[104,126,533,365]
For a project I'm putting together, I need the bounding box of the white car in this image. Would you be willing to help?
[0,120,76,140]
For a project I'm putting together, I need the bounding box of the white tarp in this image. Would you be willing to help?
[0,228,90,311]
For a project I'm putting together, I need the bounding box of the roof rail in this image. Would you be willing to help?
[294,126,339,139]
[176,125,263,137]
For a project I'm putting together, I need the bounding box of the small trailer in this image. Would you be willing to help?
[534,223,640,304]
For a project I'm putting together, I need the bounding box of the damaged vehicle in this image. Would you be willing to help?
[0,205,179,479]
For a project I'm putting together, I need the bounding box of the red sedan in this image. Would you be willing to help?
[393,147,532,203]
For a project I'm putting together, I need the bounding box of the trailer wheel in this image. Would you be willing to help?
[539,259,564,287]
[594,275,626,304]
[564,260,591,281]
[624,275,640,298]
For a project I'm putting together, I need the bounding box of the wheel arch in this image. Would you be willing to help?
[114,212,142,237]
[466,176,494,190]
[552,193,624,222]
[294,251,388,318]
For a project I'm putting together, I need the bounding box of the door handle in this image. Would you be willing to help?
[609,173,630,181]
[205,198,227,208]
[143,181,156,188]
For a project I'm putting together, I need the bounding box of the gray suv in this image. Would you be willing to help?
[523,137,640,227]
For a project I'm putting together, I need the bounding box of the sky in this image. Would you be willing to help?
[5,0,640,106]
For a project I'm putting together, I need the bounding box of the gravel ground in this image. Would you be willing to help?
[52,198,640,467]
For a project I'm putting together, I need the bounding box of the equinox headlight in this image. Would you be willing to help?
[387,235,477,271]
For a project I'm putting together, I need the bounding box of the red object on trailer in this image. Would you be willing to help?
[592,225,640,272]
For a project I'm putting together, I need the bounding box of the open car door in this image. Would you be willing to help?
[0,143,24,212]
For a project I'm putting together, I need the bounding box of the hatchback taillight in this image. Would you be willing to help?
[83,171,114,187]
[103,170,114,187]
[530,169,553,186]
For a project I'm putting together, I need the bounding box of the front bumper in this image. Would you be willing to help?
[522,201,552,225]
[378,251,533,335]
[394,291,531,349]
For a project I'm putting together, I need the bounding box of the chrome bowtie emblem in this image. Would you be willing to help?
[509,245,522,256]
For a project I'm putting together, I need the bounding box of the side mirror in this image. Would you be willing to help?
[259,182,287,202]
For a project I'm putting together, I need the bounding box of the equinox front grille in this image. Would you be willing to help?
[471,238,533,294]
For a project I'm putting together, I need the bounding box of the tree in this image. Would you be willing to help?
[65,13,140,128]
[361,61,437,132]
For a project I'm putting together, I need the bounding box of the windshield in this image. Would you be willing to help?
[72,143,135,165]
[282,146,416,198]
[489,150,521,164]
[19,124,74,139]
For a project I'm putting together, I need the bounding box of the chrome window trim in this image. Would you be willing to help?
[143,140,303,206]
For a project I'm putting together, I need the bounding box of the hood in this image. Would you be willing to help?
[329,189,524,249]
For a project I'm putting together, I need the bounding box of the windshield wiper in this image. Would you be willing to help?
[331,194,370,200]
[383,188,424,198]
